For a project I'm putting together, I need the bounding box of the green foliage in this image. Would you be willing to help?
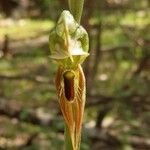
[0,19,53,40]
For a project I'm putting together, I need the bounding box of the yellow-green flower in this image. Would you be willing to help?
[49,10,89,69]
[49,10,89,150]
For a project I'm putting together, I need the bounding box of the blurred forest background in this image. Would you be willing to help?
[0,0,150,150]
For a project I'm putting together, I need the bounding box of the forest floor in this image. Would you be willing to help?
[0,18,150,150]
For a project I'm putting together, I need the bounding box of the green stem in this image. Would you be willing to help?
[68,0,85,23]
[65,1,86,150]
[64,124,74,150]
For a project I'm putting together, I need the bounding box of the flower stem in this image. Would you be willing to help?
[64,124,74,150]
[68,0,85,23]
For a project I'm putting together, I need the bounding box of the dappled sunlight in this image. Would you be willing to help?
[0,0,149,149]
